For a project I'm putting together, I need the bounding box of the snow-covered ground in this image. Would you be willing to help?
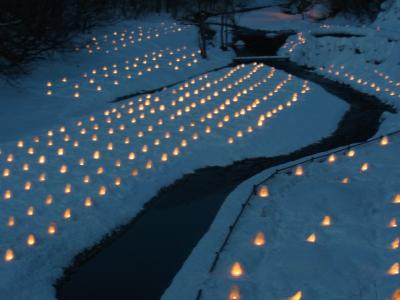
[0,16,233,144]
[0,20,349,297]
[164,1,400,300]
[164,133,400,300]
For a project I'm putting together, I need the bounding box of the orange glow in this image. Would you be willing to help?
[387,262,399,275]
[392,289,400,300]
[145,160,153,169]
[391,238,399,250]
[161,153,168,162]
[253,232,266,246]
[4,190,12,200]
[4,249,14,262]
[93,150,101,160]
[45,195,53,205]
[341,177,349,184]
[63,208,71,219]
[306,233,316,243]
[347,149,355,157]
[380,136,389,146]
[389,218,398,228]
[289,291,302,300]
[8,216,15,227]
[393,194,400,204]
[295,165,304,176]
[361,163,369,172]
[99,186,107,196]
[84,197,93,207]
[229,285,241,300]
[230,262,244,278]
[321,216,332,227]
[64,184,72,194]
[48,223,57,235]
[131,168,139,176]
[327,154,336,164]
[257,185,269,198]
[26,234,36,246]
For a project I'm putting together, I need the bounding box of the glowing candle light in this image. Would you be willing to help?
[7,216,15,227]
[360,163,369,172]
[98,185,107,196]
[60,165,68,174]
[393,194,400,204]
[327,154,336,164]
[97,167,104,175]
[93,150,101,160]
[64,184,72,194]
[26,234,36,246]
[306,233,316,243]
[387,262,399,275]
[229,286,241,300]
[341,177,349,184]
[289,291,302,300]
[181,139,188,147]
[295,165,304,176]
[173,147,180,156]
[79,158,86,166]
[84,197,93,207]
[17,140,24,148]
[63,208,72,220]
[4,190,12,200]
[114,177,121,186]
[321,216,332,227]
[45,195,53,205]
[131,168,139,176]
[380,136,389,146]
[230,262,244,278]
[48,223,57,235]
[4,249,14,262]
[389,218,398,228]
[161,153,168,162]
[257,185,269,198]
[253,232,266,246]
[26,206,34,216]
[129,152,136,160]
[392,289,400,300]
[391,238,399,250]
[145,160,153,170]
[347,149,355,157]
[24,181,32,190]
[3,168,10,177]
[38,155,46,164]
[6,154,13,162]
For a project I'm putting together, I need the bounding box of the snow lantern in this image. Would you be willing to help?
[84,197,93,207]
[391,238,399,250]
[347,149,355,157]
[393,194,400,204]
[380,136,389,146]
[4,249,14,262]
[48,223,57,235]
[387,262,399,275]
[63,208,71,219]
[306,233,316,243]
[327,154,336,164]
[230,262,244,278]
[388,218,398,228]
[98,186,107,196]
[289,291,302,300]
[257,186,269,198]
[253,232,266,246]
[26,234,36,247]
[229,285,241,300]
[295,165,304,176]
[360,163,369,172]
[321,216,332,227]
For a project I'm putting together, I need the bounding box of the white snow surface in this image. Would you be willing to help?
[0,15,349,298]
[163,134,400,300]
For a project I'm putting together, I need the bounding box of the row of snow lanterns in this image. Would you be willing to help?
[2,63,297,262]
[46,46,200,98]
[226,134,399,300]
[78,23,185,55]
[320,64,400,100]
[282,32,306,54]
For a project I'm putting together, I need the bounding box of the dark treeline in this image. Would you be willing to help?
[0,0,239,76]
[286,0,384,18]
[0,0,386,76]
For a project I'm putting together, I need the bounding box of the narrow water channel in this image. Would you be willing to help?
[56,33,395,299]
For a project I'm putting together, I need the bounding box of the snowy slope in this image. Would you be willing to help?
[0,17,233,144]
[163,133,400,300]
[279,1,400,109]
[0,60,348,299]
